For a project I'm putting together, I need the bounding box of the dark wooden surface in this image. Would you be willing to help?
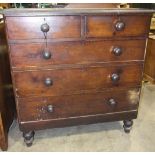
[144,37,155,83]
[9,39,146,69]
[2,8,154,17]
[5,15,151,40]
[0,20,15,151]
[6,16,81,40]
[86,15,151,38]
[13,63,143,97]
[3,9,152,136]
[19,110,138,132]
[17,88,139,122]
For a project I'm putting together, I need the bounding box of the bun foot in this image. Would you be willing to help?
[23,131,35,147]
[123,120,133,133]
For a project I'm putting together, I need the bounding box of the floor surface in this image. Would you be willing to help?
[5,83,155,151]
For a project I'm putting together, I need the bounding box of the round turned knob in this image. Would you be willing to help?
[44,78,53,86]
[41,23,50,33]
[47,105,53,113]
[115,21,125,31]
[112,47,122,56]
[111,73,120,82]
[43,49,51,59]
[108,98,117,106]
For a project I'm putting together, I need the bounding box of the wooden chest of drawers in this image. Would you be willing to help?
[2,8,153,146]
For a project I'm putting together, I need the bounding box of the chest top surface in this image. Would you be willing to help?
[1,8,154,16]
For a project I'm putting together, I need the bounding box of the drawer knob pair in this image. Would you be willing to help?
[112,47,122,56]
[41,23,50,33]
[115,21,125,31]
[108,98,117,106]
[44,78,53,86]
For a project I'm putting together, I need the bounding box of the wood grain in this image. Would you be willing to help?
[17,88,139,122]
[2,8,154,17]
[6,16,81,40]
[12,64,143,97]
[86,15,151,38]
[3,9,152,136]
[19,110,138,132]
[9,39,146,69]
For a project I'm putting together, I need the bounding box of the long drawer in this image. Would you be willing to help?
[5,16,81,40]
[9,39,146,69]
[17,88,139,122]
[86,15,151,38]
[13,63,143,97]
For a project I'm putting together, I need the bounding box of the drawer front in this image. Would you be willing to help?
[86,15,151,38]
[13,64,143,97]
[17,88,139,122]
[6,16,81,40]
[10,39,146,69]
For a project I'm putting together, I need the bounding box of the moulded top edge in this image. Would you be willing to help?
[1,8,155,16]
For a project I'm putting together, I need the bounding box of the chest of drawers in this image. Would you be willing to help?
[2,8,153,147]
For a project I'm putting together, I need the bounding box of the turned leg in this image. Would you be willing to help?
[123,120,133,133]
[23,131,35,147]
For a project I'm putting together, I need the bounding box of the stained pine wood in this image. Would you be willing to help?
[86,15,151,38]
[5,16,81,40]
[17,88,139,122]
[2,8,153,144]
[19,110,138,132]
[13,64,143,97]
[2,8,154,17]
[9,39,146,69]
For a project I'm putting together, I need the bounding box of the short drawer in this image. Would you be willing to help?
[6,16,81,40]
[10,39,146,69]
[17,88,139,122]
[13,64,143,97]
[86,15,151,38]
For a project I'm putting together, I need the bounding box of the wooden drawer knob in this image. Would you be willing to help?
[111,73,120,82]
[43,49,51,59]
[115,21,125,31]
[44,78,53,86]
[112,47,122,56]
[47,105,53,113]
[108,98,117,106]
[41,23,50,33]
